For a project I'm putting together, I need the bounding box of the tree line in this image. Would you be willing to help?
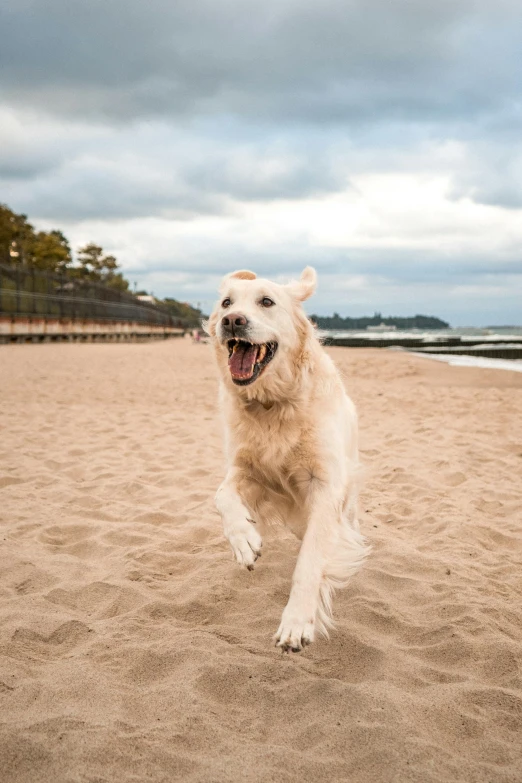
[0,202,204,323]
[0,203,129,291]
[310,311,450,330]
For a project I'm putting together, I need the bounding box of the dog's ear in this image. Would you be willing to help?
[288,266,317,301]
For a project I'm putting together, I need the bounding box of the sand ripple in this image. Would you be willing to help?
[1,341,521,782]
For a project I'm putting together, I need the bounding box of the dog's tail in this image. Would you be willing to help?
[316,521,370,637]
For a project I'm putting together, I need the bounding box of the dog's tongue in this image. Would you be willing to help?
[228,342,258,380]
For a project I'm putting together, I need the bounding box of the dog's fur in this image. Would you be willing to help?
[206,267,369,651]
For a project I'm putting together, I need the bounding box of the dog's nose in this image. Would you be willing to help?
[221,313,248,331]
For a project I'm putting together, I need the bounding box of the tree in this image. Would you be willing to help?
[310,313,450,330]
[1,204,71,272]
[76,243,128,290]
[162,297,203,326]
[0,204,16,264]
[0,203,131,291]
[77,243,106,279]
[0,203,35,265]
[103,271,129,292]
[29,230,72,272]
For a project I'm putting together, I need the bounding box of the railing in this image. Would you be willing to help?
[0,264,188,328]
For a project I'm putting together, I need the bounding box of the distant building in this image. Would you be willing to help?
[136,295,156,304]
[367,323,397,332]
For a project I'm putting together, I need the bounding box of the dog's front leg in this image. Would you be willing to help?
[215,468,262,570]
[275,490,338,652]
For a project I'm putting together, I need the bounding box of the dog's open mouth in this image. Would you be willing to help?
[227,339,278,385]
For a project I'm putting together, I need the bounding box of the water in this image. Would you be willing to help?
[320,327,522,373]
[410,352,522,374]
[321,327,522,342]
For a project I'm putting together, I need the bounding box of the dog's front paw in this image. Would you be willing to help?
[225,518,262,571]
[274,609,315,652]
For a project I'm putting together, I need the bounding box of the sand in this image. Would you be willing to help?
[1,339,521,783]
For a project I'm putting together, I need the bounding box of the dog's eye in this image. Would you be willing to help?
[222,298,231,308]
[260,297,275,308]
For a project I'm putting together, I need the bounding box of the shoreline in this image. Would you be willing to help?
[409,350,522,374]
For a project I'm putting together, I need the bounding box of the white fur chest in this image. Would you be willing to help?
[227,398,305,480]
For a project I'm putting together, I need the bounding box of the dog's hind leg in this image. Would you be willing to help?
[274,487,368,652]
[215,468,263,571]
[316,515,369,637]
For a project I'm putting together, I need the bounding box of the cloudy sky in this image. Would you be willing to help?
[2,0,521,324]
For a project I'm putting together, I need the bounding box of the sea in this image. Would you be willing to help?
[320,327,522,373]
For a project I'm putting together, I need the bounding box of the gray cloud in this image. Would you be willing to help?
[126,243,522,285]
[447,137,522,209]
[1,0,522,216]
[1,0,522,326]
[0,115,351,220]
[126,248,522,327]
[2,0,521,127]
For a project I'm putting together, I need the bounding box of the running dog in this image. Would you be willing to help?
[206,267,369,651]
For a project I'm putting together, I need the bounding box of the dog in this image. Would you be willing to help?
[205,267,369,651]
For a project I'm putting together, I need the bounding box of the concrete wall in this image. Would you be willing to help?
[0,317,184,343]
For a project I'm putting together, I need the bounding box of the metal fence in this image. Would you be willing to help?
[0,264,188,328]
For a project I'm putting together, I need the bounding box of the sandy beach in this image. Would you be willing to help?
[1,338,521,783]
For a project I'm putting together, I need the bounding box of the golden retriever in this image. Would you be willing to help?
[205,267,369,652]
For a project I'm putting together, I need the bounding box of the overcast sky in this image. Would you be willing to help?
[2,0,521,324]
